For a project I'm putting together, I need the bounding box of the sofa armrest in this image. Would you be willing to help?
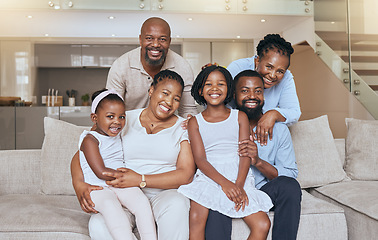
[0,149,42,195]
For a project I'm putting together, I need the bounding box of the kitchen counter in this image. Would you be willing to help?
[0,106,92,150]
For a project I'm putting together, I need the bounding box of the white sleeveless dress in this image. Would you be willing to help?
[79,130,125,187]
[178,109,273,218]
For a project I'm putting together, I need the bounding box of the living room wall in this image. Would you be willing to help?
[290,44,374,138]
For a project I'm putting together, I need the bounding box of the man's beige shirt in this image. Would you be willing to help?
[106,47,198,117]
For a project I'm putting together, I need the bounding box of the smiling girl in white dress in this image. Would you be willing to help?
[79,89,156,240]
[178,65,273,240]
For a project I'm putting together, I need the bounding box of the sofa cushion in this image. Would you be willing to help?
[0,149,41,195]
[41,117,90,195]
[345,118,378,180]
[0,194,89,236]
[231,190,347,240]
[289,115,347,188]
[312,181,378,221]
[312,181,378,240]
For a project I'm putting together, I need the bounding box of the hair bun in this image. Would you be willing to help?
[201,62,219,70]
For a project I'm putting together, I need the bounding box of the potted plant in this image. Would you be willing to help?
[66,89,77,106]
[81,93,90,106]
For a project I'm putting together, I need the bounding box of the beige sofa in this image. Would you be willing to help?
[0,116,377,239]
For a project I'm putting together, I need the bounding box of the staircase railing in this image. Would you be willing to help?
[315,34,378,119]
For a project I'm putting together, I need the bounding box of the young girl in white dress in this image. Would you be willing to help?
[79,89,157,240]
[178,65,273,240]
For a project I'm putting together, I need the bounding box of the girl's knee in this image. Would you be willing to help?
[245,212,271,234]
[258,215,271,233]
[189,208,207,224]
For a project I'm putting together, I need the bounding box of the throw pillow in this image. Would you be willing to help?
[41,117,90,195]
[345,118,378,180]
[289,115,347,188]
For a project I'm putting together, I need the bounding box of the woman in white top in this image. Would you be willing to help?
[71,70,195,240]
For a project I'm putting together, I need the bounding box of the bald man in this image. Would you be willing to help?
[106,17,197,118]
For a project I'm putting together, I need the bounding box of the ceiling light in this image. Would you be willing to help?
[187,18,193,21]
[45,33,49,37]
[176,35,180,38]
[261,19,266,23]
[236,36,241,39]
[26,15,33,19]
[331,21,335,24]
[111,34,116,37]
[108,16,115,20]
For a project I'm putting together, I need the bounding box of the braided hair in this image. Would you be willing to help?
[151,69,184,93]
[256,34,294,66]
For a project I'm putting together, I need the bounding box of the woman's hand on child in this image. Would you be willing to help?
[74,181,103,213]
[104,168,140,188]
[180,114,193,130]
[238,138,260,166]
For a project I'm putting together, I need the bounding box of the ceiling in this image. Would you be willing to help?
[0,9,311,41]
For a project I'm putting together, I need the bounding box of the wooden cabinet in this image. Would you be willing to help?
[237,0,313,15]
[0,107,15,150]
[35,44,139,68]
[81,44,138,67]
[0,0,149,11]
[151,0,237,13]
[35,44,82,67]
[182,40,253,76]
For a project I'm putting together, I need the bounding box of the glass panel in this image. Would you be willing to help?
[314,0,348,61]
[350,70,378,118]
[349,0,378,118]
[314,34,351,91]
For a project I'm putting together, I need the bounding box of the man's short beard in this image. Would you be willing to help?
[145,50,166,66]
[236,100,264,121]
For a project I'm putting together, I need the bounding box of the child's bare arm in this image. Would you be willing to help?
[235,111,252,187]
[188,117,242,205]
[80,134,117,181]
[235,111,252,211]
